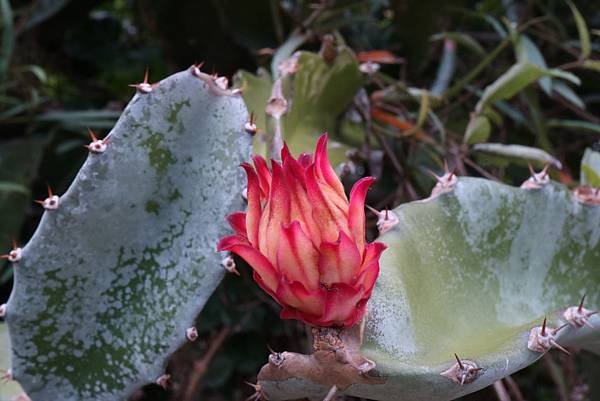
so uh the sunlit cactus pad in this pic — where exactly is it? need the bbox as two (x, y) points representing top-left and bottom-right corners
(5, 69), (251, 401)
(259, 177), (600, 401)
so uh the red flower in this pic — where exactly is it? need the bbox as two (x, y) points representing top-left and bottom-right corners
(218, 134), (386, 327)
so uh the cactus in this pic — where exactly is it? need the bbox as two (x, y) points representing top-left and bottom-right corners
(2, 68), (251, 401)
(257, 173), (600, 400)
(235, 44), (364, 164)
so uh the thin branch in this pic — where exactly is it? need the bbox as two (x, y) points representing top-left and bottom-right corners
(323, 385), (338, 401)
(182, 327), (231, 401)
(464, 157), (501, 181)
(504, 376), (525, 401)
(493, 380), (512, 401)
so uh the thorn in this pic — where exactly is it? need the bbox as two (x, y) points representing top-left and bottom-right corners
(460, 375), (466, 386)
(245, 381), (260, 390)
(129, 68), (155, 93)
(221, 255), (240, 275)
(86, 129), (108, 153)
(1, 241), (22, 263)
(552, 323), (568, 335)
(191, 62), (205, 77)
(87, 128), (98, 142)
(425, 168), (443, 183)
(0, 368), (12, 383)
(384, 208), (389, 220)
(35, 186), (60, 210)
(579, 294), (586, 313)
(244, 111), (257, 135)
(365, 204), (379, 215)
(583, 319), (594, 329)
(550, 339), (571, 355)
(541, 164), (550, 178)
(541, 317), (547, 336)
(454, 353), (464, 370)
(528, 163), (536, 179)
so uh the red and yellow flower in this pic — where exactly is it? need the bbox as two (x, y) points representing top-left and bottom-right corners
(218, 134), (386, 327)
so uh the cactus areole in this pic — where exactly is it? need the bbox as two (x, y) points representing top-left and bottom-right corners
(218, 134), (387, 327)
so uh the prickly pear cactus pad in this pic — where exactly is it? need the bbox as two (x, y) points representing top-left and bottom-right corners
(258, 177), (600, 401)
(4, 69), (251, 401)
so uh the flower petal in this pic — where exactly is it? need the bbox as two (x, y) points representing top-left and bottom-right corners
(298, 153), (313, 168)
(218, 238), (279, 293)
(348, 177), (375, 252)
(258, 160), (290, 262)
(276, 221), (320, 290)
(276, 279), (325, 317)
(252, 155), (271, 198)
(314, 134), (346, 198)
(306, 164), (348, 243)
(321, 283), (365, 326)
(241, 163), (262, 247)
(318, 231), (361, 287)
(226, 212), (247, 237)
(282, 156), (321, 245)
(360, 242), (387, 273)
(355, 258), (380, 294)
(217, 234), (250, 250)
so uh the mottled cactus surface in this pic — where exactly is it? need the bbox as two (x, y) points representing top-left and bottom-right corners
(4, 69), (251, 401)
(259, 176), (600, 401)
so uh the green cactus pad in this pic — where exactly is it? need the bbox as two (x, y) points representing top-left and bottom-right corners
(235, 46), (364, 164)
(259, 177), (600, 401)
(5, 69), (251, 401)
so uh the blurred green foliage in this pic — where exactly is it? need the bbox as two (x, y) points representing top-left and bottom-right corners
(1, 0), (599, 400)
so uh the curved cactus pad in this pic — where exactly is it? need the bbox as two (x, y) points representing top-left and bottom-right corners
(6, 69), (251, 401)
(259, 177), (600, 401)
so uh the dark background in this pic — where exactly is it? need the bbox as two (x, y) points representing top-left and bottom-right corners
(1, 1), (599, 400)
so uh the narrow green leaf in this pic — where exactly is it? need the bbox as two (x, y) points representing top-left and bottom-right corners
(410, 90), (429, 134)
(583, 60), (600, 73)
(472, 143), (562, 168)
(548, 119), (600, 135)
(567, 0), (591, 59)
(476, 63), (545, 113)
(552, 80), (584, 109)
(464, 115), (491, 145)
(20, 65), (47, 83)
(547, 69), (580, 85)
(476, 63), (580, 113)
(581, 148), (600, 187)
(515, 35), (551, 94)
(0, 181), (29, 195)
(430, 39), (457, 97)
